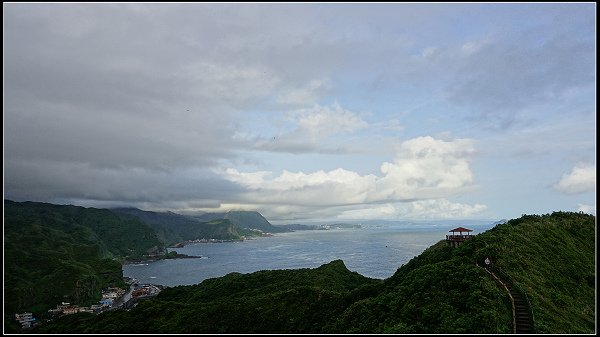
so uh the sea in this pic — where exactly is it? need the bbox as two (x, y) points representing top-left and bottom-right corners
(123, 223), (496, 287)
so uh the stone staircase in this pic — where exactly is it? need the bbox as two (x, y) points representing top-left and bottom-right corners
(506, 280), (535, 333)
(478, 262), (536, 334)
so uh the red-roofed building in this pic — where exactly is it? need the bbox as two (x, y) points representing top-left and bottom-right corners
(446, 227), (473, 247)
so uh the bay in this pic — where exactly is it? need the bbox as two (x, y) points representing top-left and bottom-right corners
(123, 224), (493, 287)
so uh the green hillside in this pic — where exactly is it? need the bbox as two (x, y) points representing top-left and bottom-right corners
(224, 211), (288, 233)
(23, 211), (598, 333)
(334, 211), (595, 333)
(110, 208), (244, 246)
(465, 212), (595, 333)
(3, 200), (165, 326)
(30, 260), (382, 333)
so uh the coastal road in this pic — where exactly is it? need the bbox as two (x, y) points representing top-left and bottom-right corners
(111, 281), (136, 309)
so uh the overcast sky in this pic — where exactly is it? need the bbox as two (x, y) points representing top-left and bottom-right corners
(4, 3), (596, 223)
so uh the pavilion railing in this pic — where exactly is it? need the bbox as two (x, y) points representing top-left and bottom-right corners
(446, 234), (473, 240)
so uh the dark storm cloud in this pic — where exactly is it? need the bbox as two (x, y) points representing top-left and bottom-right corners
(3, 3), (266, 207)
(4, 4), (245, 171)
(3, 2), (427, 209)
(5, 158), (245, 209)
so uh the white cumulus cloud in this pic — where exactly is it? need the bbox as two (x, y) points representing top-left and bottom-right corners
(553, 164), (596, 194)
(225, 136), (478, 216)
(375, 136), (475, 200)
(338, 199), (488, 220)
(225, 167), (377, 206)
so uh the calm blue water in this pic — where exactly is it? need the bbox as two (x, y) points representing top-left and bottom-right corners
(123, 224), (493, 287)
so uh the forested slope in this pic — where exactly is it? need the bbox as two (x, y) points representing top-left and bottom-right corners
(4, 200), (164, 328)
(22, 211), (597, 334)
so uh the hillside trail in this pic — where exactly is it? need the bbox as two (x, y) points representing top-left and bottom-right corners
(477, 261), (535, 334)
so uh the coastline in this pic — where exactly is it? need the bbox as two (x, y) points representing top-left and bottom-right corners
(123, 252), (202, 265)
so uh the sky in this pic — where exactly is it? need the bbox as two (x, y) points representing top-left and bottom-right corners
(3, 3), (596, 223)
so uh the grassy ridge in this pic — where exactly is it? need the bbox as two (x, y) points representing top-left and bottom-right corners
(459, 211), (596, 333)
(340, 211), (595, 333)
(332, 240), (513, 333)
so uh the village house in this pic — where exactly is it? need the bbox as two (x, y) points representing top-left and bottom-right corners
(48, 302), (84, 316)
(132, 284), (161, 298)
(49, 296), (116, 317)
(102, 287), (125, 300)
(99, 298), (114, 307)
(14, 312), (36, 328)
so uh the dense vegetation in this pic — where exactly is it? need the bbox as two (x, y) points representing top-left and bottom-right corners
(3, 200), (165, 330)
(28, 211), (595, 334)
(463, 211), (596, 333)
(30, 260), (381, 333)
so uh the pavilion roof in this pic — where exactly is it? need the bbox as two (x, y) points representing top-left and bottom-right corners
(449, 227), (473, 233)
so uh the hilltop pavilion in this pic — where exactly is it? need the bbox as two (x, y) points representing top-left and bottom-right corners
(446, 227), (473, 247)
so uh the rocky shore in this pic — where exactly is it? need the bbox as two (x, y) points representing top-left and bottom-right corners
(124, 252), (202, 264)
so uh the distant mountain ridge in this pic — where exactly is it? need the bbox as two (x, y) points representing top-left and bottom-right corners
(194, 210), (288, 233)
(275, 223), (320, 231)
(110, 208), (287, 246)
(110, 208), (243, 246)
